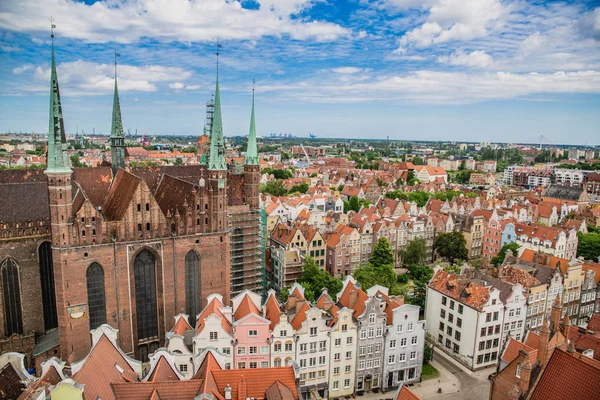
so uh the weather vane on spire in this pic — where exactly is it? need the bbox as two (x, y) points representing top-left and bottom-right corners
(216, 40), (222, 73)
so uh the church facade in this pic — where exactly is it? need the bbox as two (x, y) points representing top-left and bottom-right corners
(0, 37), (262, 366)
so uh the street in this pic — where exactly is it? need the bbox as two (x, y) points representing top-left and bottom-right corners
(358, 348), (494, 400)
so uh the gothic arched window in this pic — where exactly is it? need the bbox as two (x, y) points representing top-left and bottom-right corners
(185, 251), (200, 325)
(134, 249), (158, 341)
(86, 262), (106, 330)
(39, 241), (58, 331)
(1, 259), (23, 336)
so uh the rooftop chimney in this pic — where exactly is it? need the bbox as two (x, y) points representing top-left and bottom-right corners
(550, 296), (562, 333)
(517, 351), (533, 394)
(538, 319), (551, 367)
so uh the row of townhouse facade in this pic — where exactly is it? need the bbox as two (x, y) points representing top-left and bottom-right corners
(165, 279), (425, 400)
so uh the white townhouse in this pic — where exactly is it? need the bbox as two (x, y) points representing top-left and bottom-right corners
(383, 304), (426, 390)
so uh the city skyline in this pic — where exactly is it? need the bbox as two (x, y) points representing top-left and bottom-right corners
(1, 0), (599, 144)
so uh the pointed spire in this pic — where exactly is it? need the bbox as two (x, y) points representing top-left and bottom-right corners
(208, 43), (226, 171)
(46, 19), (71, 174)
(110, 52), (125, 174)
(245, 79), (259, 166)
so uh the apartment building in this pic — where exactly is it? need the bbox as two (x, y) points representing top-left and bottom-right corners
(427, 269), (507, 370)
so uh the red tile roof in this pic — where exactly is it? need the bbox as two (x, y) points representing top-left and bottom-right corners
(290, 302), (311, 330)
(172, 315), (193, 336)
(530, 348), (600, 400)
(211, 367), (298, 400)
(73, 334), (139, 400)
(428, 269), (490, 311)
(197, 296), (231, 334)
(337, 279), (369, 318)
(501, 338), (538, 364)
(234, 293), (261, 321)
(147, 356), (180, 382)
(587, 314), (600, 332)
(395, 384), (420, 400)
(111, 380), (203, 399)
(264, 292), (282, 331)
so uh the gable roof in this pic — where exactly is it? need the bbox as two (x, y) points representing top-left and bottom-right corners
(197, 296), (231, 334)
(234, 293), (261, 321)
(73, 334), (139, 400)
(211, 368), (298, 400)
(103, 169), (141, 221)
(530, 348), (600, 400)
(264, 292), (282, 331)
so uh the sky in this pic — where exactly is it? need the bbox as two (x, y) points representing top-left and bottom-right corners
(0, 0), (599, 145)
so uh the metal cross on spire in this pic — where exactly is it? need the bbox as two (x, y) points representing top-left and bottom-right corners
(114, 51), (121, 79)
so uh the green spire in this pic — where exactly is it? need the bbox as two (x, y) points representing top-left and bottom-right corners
(110, 53), (125, 174)
(245, 81), (259, 166)
(208, 53), (226, 171)
(46, 24), (71, 174)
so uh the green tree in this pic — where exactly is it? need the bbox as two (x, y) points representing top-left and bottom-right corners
(434, 231), (469, 263)
(174, 157), (183, 165)
(406, 171), (419, 186)
(412, 156), (424, 165)
(406, 264), (434, 310)
(491, 242), (520, 267)
(399, 238), (428, 266)
(298, 257), (342, 302)
(370, 237), (395, 267)
(344, 196), (362, 213)
(454, 170), (471, 184)
(577, 232), (600, 261)
(288, 183), (309, 194)
(260, 180), (288, 196)
(271, 169), (293, 180)
(70, 154), (83, 168)
(353, 263), (397, 291)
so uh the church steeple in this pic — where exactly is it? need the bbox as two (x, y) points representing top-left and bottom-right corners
(46, 21), (71, 174)
(244, 80), (259, 166)
(208, 47), (226, 171)
(110, 52), (125, 174)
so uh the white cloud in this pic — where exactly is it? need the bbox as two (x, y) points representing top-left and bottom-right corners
(260, 69), (600, 104)
(332, 67), (364, 74)
(185, 85), (201, 90)
(169, 82), (185, 90)
(0, 0), (349, 43)
(397, 0), (503, 49)
(13, 64), (33, 75)
(29, 61), (192, 94)
(437, 50), (493, 68)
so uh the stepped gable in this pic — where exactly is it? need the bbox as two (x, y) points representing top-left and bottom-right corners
(373, 289), (404, 324)
(72, 334), (139, 400)
(0, 168), (49, 223)
(154, 174), (197, 217)
(530, 348), (600, 400)
(316, 290), (339, 327)
(103, 169), (142, 221)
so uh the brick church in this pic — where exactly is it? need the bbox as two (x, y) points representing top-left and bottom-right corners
(0, 35), (262, 367)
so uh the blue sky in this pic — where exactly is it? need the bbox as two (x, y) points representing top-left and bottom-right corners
(0, 0), (599, 144)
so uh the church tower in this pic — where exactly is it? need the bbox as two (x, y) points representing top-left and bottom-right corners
(110, 54), (126, 175)
(45, 24), (72, 248)
(207, 51), (228, 232)
(243, 82), (260, 210)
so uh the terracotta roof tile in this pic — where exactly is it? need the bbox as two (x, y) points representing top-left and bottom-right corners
(211, 367), (298, 400)
(73, 334), (138, 400)
(428, 270), (490, 311)
(587, 314), (600, 332)
(501, 338), (538, 364)
(395, 384), (420, 400)
(530, 348), (600, 400)
(172, 315), (193, 336)
(148, 356), (180, 382)
(197, 296), (231, 334)
(290, 302), (311, 331)
(264, 293), (282, 331)
(234, 293), (261, 321)
(111, 380), (203, 400)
